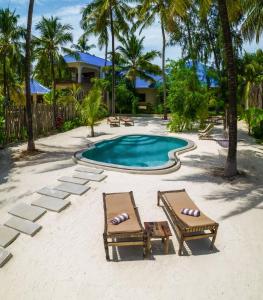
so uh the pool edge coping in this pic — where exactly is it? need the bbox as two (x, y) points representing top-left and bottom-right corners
(72, 134), (196, 175)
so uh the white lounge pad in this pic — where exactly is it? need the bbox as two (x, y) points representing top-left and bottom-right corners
(9, 203), (46, 222)
(0, 226), (20, 248)
(0, 248), (12, 268)
(58, 176), (89, 185)
(73, 172), (107, 182)
(4, 217), (42, 237)
(75, 166), (104, 174)
(37, 187), (70, 199)
(32, 196), (71, 212)
(54, 182), (90, 195)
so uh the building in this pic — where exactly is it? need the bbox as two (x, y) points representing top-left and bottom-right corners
(57, 52), (161, 110)
(30, 79), (50, 102)
(135, 75), (162, 110)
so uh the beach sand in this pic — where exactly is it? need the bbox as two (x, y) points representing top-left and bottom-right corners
(0, 117), (262, 300)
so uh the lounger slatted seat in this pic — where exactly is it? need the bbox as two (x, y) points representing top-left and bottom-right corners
(107, 117), (120, 127)
(157, 189), (219, 255)
(103, 192), (146, 261)
(120, 116), (134, 126)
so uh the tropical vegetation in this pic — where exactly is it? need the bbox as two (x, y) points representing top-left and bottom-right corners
(0, 0), (263, 176)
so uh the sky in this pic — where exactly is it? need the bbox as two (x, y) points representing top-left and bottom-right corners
(1, 0), (263, 66)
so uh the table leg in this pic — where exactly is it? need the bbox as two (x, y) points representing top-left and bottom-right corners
(147, 236), (152, 256)
(164, 237), (169, 254)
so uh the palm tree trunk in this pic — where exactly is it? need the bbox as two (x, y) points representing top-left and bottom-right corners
(104, 40), (108, 67)
(218, 0), (238, 177)
(50, 53), (57, 127)
(25, 0), (35, 151)
(109, 1), (115, 115)
(161, 20), (167, 120)
(91, 125), (95, 137)
(3, 57), (7, 100)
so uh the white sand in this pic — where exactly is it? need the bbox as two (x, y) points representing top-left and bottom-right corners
(0, 117), (262, 300)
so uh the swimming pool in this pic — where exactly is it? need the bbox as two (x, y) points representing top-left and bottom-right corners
(74, 134), (195, 174)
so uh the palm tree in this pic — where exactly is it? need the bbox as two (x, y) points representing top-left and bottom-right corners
(0, 8), (24, 103)
(81, 86), (102, 137)
(138, 0), (188, 120)
(71, 34), (96, 53)
(242, 0), (263, 43)
(81, 7), (109, 66)
(81, 0), (130, 115)
(25, 0), (35, 151)
(34, 16), (73, 123)
(117, 31), (161, 89)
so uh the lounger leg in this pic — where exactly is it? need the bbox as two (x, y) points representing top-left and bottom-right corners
(157, 193), (160, 206)
(103, 233), (110, 261)
(178, 237), (184, 256)
(210, 228), (218, 250)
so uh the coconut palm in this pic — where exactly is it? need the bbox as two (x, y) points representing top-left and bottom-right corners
(71, 34), (96, 53)
(242, 0), (263, 43)
(0, 8), (24, 103)
(81, 0), (130, 115)
(81, 86), (102, 137)
(117, 31), (161, 89)
(138, 0), (188, 120)
(197, 0), (241, 177)
(81, 7), (109, 66)
(34, 16), (73, 122)
(25, 0), (35, 151)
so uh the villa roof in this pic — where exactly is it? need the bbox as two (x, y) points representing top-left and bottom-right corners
(135, 74), (162, 89)
(186, 61), (218, 87)
(30, 79), (50, 95)
(64, 52), (111, 67)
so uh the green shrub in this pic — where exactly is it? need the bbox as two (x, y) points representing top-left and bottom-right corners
(240, 107), (263, 135)
(154, 103), (163, 114)
(167, 60), (209, 131)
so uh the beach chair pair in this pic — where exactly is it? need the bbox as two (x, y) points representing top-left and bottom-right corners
(107, 116), (134, 127)
(103, 190), (219, 260)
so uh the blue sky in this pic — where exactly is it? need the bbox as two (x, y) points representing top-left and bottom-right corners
(1, 0), (263, 65)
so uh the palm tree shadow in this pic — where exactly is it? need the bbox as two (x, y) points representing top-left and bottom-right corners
(163, 148), (263, 220)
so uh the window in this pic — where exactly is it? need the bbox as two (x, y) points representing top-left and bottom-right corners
(138, 93), (146, 102)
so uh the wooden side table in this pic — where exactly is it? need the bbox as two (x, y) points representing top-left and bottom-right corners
(144, 221), (172, 255)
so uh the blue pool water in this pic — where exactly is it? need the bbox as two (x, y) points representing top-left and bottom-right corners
(82, 135), (188, 168)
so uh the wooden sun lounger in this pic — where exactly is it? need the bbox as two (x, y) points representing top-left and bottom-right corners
(103, 192), (147, 261)
(120, 116), (134, 126)
(157, 189), (219, 255)
(107, 116), (120, 127)
(198, 123), (214, 139)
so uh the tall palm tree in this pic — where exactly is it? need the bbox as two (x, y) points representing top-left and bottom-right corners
(25, 0), (35, 151)
(34, 16), (73, 123)
(0, 8), (24, 103)
(242, 0), (263, 43)
(217, 0), (238, 176)
(138, 0), (188, 120)
(117, 31), (161, 89)
(71, 34), (96, 53)
(81, 0), (130, 115)
(81, 7), (109, 66)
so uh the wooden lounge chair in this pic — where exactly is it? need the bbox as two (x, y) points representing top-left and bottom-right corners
(120, 116), (134, 126)
(103, 192), (147, 261)
(157, 189), (219, 255)
(198, 123), (214, 139)
(107, 116), (120, 127)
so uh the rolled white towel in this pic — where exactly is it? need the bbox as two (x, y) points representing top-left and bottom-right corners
(111, 213), (129, 225)
(181, 208), (200, 217)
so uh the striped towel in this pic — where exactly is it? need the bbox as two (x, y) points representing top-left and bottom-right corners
(111, 213), (129, 225)
(181, 208), (200, 217)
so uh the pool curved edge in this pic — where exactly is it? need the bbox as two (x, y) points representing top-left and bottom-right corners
(72, 134), (196, 175)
